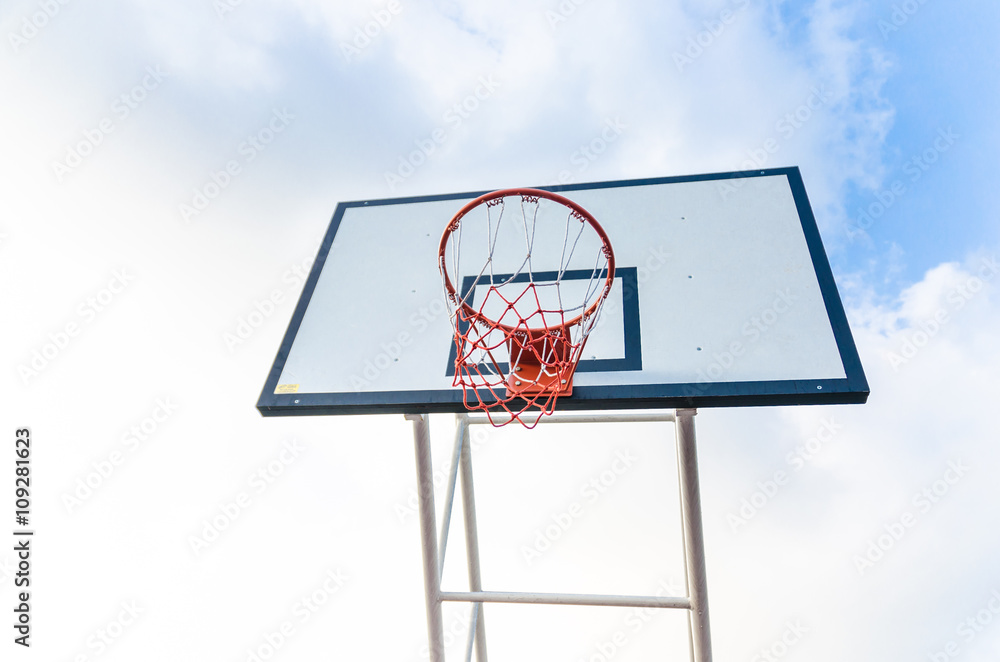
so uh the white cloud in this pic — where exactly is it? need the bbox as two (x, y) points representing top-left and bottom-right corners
(2, 1), (998, 660)
(700, 250), (1000, 660)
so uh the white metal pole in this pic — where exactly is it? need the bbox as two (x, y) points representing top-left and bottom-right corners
(458, 415), (488, 662)
(408, 414), (446, 662)
(675, 408), (713, 662)
(438, 416), (468, 575)
(439, 590), (691, 609)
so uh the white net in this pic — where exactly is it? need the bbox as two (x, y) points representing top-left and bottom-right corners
(439, 189), (615, 427)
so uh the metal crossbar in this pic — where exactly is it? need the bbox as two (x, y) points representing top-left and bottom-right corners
(406, 409), (713, 662)
(440, 590), (691, 609)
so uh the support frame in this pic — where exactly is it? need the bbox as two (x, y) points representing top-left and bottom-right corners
(407, 409), (713, 662)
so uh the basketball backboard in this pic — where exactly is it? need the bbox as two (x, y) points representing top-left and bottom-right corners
(257, 167), (868, 416)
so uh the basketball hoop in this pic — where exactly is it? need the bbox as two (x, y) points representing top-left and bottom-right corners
(439, 188), (615, 427)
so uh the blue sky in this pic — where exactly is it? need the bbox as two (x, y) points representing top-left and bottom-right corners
(834, 1), (999, 291)
(2, 1), (999, 661)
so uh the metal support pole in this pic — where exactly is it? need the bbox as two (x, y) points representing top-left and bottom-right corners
(675, 409), (713, 662)
(463, 604), (480, 662)
(440, 590), (690, 609)
(408, 409), (714, 662)
(458, 415), (488, 662)
(438, 417), (468, 575)
(408, 414), (446, 662)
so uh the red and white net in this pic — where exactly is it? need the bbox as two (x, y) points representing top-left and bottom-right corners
(438, 189), (615, 427)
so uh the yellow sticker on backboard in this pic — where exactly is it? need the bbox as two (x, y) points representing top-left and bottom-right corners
(275, 384), (299, 394)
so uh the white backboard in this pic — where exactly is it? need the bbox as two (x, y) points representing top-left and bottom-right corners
(258, 168), (868, 416)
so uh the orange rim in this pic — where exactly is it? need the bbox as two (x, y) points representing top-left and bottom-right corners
(438, 188), (616, 334)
